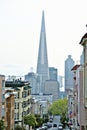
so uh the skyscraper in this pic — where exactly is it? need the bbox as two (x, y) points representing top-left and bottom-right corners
(65, 55), (75, 91)
(25, 72), (42, 94)
(49, 67), (58, 81)
(37, 11), (49, 93)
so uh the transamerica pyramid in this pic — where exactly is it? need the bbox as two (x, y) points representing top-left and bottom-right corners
(37, 11), (49, 93)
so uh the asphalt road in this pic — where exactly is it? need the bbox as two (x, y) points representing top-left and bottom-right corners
(48, 128), (58, 130)
(48, 115), (61, 130)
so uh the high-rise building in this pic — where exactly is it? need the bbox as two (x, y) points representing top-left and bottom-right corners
(25, 72), (42, 94)
(58, 75), (64, 88)
(49, 67), (58, 81)
(65, 55), (75, 91)
(44, 80), (59, 101)
(36, 11), (49, 93)
(25, 11), (59, 101)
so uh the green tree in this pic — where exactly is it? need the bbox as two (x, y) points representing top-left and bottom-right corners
(43, 114), (49, 123)
(0, 120), (5, 130)
(14, 125), (25, 130)
(24, 114), (37, 130)
(48, 98), (68, 127)
(35, 114), (43, 128)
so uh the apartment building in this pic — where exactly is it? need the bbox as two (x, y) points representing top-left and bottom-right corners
(70, 32), (87, 130)
(0, 75), (5, 120)
(72, 64), (87, 129)
(5, 79), (32, 127)
(71, 65), (80, 129)
(5, 89), (16, 130)
(79, 33), (87, 130)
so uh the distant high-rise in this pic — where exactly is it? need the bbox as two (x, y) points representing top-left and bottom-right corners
(37, 11), (49, 93)
(49, 67), (58, 81)
(58, 75), (64, 89)
(65, 55), (75, 91)
(25, 72), (42, 94)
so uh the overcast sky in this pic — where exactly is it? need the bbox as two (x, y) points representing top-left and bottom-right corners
(0, 0), (86, 77)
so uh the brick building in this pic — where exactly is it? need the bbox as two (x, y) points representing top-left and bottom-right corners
(5, 89), (16, 130)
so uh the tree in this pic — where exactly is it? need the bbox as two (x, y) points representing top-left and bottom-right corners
(14, 125), (25, 130)
(48, 98), (68, 127)
(0, 120), (5, 130)
(35, 114), (43, 128)
(24, 114), (37, 130)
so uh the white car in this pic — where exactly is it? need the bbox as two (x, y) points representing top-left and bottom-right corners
(58, 125), (63, 130)
(36, 127), (42, 130)
(42, 126), (48, 130)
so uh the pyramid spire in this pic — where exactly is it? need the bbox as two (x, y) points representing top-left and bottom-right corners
(41, 10), (45, 32)
(37, 11), (49, 93)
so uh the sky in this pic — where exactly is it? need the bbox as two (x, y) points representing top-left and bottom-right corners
(0, 0), (86, 77)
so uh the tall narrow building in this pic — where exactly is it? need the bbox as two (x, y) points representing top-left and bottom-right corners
(37, 11), (49, 93)
(65, 55), (75, 92)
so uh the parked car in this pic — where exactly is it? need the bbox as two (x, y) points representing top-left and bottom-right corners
(36, 127), (42, 130)
(53, 123), (57, 127)
(58, 125), (63, 130)
(49, 119), (53, 123)
(42, 126), (47, 130)
(42, 123), (52, 129)
(46, 122), (52, 128)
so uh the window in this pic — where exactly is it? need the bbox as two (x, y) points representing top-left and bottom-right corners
(17, 113), (19, 120)
(28, 99), (30, 104)
(28, 90), (29, 95)
(23, 101), (26, 107)
(2, 80), (5, 87)
(17, 92), (19, 98)
(2, 108), (5, 117)
(14, 113), (19, 120)
(15, 92), (19, 99)
(24, 91), (26, 97)
(2, 94), (5, 102)
(23, 91), (27, 97)
(14, 113), (16, 120)
(15, 103), (16, 109)
(15, 103), (19, 109)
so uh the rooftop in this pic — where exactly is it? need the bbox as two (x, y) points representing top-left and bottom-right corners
(5, 80), (30, 88)
(79, 33), (87, 45)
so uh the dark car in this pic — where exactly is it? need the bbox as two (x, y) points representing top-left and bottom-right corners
(42, 123), (52, 129)
(53, 123), (57, 127)
(49, 119), (53, 123)
(47, 123), (52, 128)
(46, 123), (52, 128)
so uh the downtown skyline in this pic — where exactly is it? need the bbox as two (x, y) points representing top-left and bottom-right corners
(0, 0), (85, 76)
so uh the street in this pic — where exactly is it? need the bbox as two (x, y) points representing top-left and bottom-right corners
(47, 115), (61, 130)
